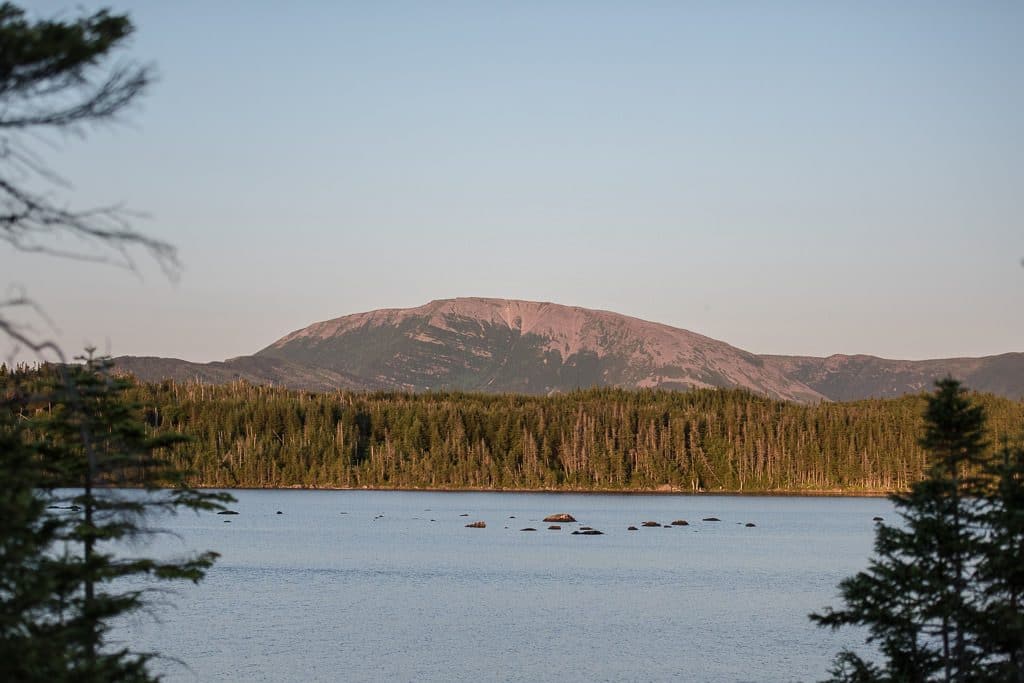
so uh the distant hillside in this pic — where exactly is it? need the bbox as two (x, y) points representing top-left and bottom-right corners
(114, 298), (1024, 403)
(761, 353), (1024, 402)
(113, 355), (370, 393)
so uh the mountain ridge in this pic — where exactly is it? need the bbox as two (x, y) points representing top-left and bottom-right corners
(113, 298), (1024, 403)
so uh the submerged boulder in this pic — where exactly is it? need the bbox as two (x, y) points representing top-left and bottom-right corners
(548, 525), (561, 530)
(465, 521), (486, 528)
(543, 513), (577, 523)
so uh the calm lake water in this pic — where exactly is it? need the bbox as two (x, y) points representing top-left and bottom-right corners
(110, 490), (890, 682)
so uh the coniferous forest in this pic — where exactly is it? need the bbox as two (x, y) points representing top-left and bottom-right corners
(23, 373), (1015, 493)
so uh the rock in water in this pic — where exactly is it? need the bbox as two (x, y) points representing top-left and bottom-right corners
(671, 520), (689, 526)
(628, 526), (639, 531)
(465, 521), (486, 528)
(702, 517), (721, 522)
(548, 525), (561, 530)
(745, 522), (756, 527)
(572, 529), (604, 535)
(217, 510), (240, 515)
(641, 521), (661, 527)
(873, 516), (884, 521)
(543, 513), (576, 523)
(520, 528), (537, 532)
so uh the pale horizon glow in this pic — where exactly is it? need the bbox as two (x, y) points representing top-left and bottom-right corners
(2, 1), (1022, 364)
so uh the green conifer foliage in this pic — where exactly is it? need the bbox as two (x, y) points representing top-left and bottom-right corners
(1, 354), (231, 681)
(812, 379), (1022, 682)
(975, 444), (1024, 682)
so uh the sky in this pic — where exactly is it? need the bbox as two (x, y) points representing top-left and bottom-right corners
(3, 1), (1022, 363)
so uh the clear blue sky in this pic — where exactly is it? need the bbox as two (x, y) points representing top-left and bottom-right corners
(4, 1), (1022, 362)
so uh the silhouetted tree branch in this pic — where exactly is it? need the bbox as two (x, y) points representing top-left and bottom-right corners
(0, 2), (177, 359)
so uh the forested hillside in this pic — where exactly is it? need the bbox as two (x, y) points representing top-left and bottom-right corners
(115, 380), (1024, 493)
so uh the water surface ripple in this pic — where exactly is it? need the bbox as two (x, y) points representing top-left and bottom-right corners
(113, 490), (887, 682)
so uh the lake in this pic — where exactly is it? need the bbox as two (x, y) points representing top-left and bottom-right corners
(112, 490), (889, 682)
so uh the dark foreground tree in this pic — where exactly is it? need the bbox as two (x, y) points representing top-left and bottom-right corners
(974, 444), (1024, 682)
(811, 378), (1023, 682)
(0, 377), (67, 679)
(0, 354), (232, 681)
(0, 6), (232, 679)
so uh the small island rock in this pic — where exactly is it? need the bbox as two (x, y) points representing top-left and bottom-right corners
(641, 521), (661, 527)
(628, 526), (639, 531)
(217, 510), (240, 515)
(671, 520), (689, 526)
(465, 521), (486, 528)
(548, 525), (561, 530)
(702, 517), (721, 522)
(543, 513), (577, 523)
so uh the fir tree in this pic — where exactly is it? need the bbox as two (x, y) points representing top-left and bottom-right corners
(0, 377), (69, 680)
(811, 379), (995, 682)
(0, 354), (232, 681)
(975, 444), (1024, 682)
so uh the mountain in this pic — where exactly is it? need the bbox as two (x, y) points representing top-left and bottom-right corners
(254, 298), (825, 402)
(114, 298), (1024, 403)
(761, 352), (1024, 402)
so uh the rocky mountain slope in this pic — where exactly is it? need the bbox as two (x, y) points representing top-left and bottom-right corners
(114, 298), (1023, 403)
(254, 298), (825, 402)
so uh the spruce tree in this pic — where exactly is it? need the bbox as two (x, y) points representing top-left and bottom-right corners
(975, 444), (1024, 682)
(0, 354), (232, 681)
(811, 378), (990, 682)
(0, 378), (69, 680)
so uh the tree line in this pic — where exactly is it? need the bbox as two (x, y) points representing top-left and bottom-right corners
(10, 367), (1021, 492)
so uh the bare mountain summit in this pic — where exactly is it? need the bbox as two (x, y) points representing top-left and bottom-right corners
(114, 298), (1024, 403)
(255, 298), (825, 402)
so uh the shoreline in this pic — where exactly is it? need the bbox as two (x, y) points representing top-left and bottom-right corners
(188, 484), (894, 498)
